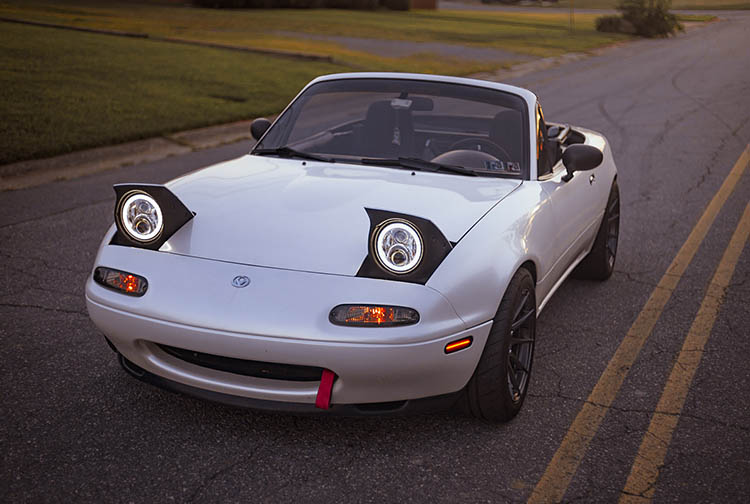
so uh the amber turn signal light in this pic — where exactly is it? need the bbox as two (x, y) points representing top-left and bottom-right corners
(444, 337), (473, 354)
(329, 304), (419, 327)
(93, 267), (148, 297)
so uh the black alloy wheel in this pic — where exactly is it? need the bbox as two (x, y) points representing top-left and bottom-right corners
(605, 185), (620, 271)
(575, 179), (620, 280)
(464, 268), (537, 422)
(507, 286), (536, 403)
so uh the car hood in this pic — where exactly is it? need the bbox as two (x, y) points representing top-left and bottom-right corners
(163, 155), (521, 276)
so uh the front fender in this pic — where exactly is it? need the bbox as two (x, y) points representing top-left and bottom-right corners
(426, 182), (554, 327)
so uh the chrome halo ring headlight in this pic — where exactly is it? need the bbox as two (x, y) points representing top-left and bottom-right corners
(119, 191), (163, 243)
(373, 219), (423, 274)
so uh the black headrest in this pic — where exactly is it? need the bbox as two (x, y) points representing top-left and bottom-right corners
(489, 110), (523, 162)
(363, 101), (414, 157)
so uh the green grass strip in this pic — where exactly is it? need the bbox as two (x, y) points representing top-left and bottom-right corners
(0, 22), (344, 165)
(553, 0), (749, 8)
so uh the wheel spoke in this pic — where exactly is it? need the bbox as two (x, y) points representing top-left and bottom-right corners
(511, 308), (534, 331)
(607, 243), (616, 258)
(512, 291), (530, 321)
(608, 197), (619, 214)
(507, 355), (521, 392)
(509, 353), (529, 374)
(510, 337), (535, 345)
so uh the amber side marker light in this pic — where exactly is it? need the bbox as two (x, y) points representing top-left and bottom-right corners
(444, 337), (473, 354)
(93, 267), (148, 297)
(329, 304), (419, 327)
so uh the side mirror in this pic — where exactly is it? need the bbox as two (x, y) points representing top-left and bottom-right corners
(561, 144), (603, 182)
(250, 118), (271, 141)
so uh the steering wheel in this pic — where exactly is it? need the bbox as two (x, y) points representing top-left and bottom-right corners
(447, 138), (512, 162)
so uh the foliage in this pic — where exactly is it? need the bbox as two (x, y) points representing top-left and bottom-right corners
(596, 0), (683, 36)
(327, 0), (380, 8)
(617, 0), (683, 37)
(595, 14), (625, 32)
(191, 0), (395, 8)
(381, 0), (411, 10)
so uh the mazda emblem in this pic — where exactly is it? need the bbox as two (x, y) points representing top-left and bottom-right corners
(231, 275), (250, 288)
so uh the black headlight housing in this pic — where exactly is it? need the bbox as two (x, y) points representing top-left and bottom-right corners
(357, 208), (452, 285)
(111, 183), (194, 250)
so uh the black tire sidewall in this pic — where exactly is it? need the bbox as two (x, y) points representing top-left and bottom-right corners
(465, 268), (536, 422)
(575, 179), (620, 280)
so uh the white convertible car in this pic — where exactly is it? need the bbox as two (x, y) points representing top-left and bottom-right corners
(86, 73), (619, 422)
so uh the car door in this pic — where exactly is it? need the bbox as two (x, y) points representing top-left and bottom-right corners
(534, 104), (604, 301)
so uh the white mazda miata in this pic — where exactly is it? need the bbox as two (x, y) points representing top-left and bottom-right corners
(86, 73), (619, 422)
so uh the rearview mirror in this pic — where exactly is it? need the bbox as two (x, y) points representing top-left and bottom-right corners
(561, 144), (603, 182)
(389, 96), (434, 111)
(251, 118), (271, 140)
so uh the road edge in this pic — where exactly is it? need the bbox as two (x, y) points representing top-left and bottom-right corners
(0, 120), (257, 192)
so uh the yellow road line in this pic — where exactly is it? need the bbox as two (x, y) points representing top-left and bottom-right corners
(619, 201), (750, 503)
(527, 144), (750, 504)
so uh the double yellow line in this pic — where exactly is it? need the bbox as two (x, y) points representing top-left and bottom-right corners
(528, 145), (750, 503)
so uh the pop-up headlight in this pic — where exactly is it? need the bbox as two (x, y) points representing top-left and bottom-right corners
(111, 183), (193, 250)
(356, 209), (453, 285)
(119, 192), (163, 243)
(373, 219), (423, 274)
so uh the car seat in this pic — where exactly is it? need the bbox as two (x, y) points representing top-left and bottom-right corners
(489, 110), (523, 162)
(361, 100), (415, 158)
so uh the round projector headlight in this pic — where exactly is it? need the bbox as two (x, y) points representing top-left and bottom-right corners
(374, 219), (423, 274)
(119, 192), (163, 242)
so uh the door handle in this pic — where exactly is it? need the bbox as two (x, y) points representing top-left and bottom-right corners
(589, 174), (596, 185)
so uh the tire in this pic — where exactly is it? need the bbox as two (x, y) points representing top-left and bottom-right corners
(574, 179), (620, 281)
(464, 268), (536, 422)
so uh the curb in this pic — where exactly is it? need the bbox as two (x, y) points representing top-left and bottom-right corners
(0, 120), (256, 191)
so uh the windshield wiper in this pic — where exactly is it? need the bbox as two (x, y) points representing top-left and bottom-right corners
(359, 157), (477, 177)
(253, 146), (334, 163)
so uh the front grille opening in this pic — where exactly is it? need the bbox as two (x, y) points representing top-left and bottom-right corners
(157, 344), (324, 382)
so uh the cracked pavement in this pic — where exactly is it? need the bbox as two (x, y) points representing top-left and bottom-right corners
(2, 11), (750, 504)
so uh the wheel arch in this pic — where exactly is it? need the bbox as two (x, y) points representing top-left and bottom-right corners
(519, 259), (537, 284)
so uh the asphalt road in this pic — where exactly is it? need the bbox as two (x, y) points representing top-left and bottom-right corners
(2, 12), (750, 504)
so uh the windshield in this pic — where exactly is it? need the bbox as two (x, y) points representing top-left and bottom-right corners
(255, 78), (529, 178)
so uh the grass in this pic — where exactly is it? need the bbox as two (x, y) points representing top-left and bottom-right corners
(545, 0), (750, 9)
(675, 13), (719, 20)
(0, 0), (635, 164)
(0, 22), (344, 165)
(0, 0), (629, 59)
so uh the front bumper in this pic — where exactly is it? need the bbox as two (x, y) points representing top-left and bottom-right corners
(85, 244), (493, 407)
(88, 297), (491, 405)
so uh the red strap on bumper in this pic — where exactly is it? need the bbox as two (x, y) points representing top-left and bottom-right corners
(315, 369), (336, 410)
